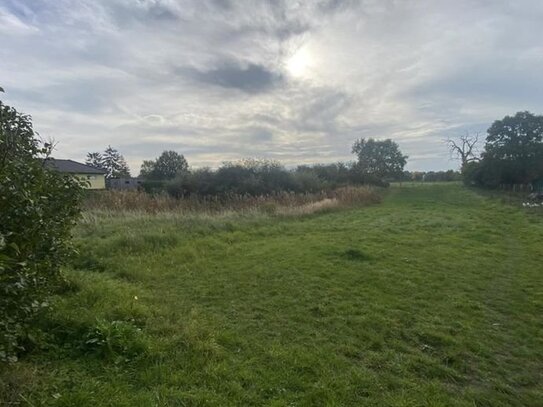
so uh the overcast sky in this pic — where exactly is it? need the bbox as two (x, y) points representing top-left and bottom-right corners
(1, 0), (542, 173)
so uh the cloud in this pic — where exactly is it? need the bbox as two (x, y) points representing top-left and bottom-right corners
(0, 5), (38, 35)
(182, 61), (283, 94)
(0, 0), (542, 173)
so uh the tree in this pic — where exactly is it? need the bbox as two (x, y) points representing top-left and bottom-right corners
(140, 160), (155, 178)
(351, 138), (407, 183)
(446, 132), (480, 169)
(1, 97), (83, 362)
(101, 145), (131, 178)
(461, 112), (543, 187)
(483, 111), (543, 185)
(85, 152), (103, 170)
(140, 150), (188, 180)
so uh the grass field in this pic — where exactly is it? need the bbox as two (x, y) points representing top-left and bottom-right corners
(2, 184), (543, 406)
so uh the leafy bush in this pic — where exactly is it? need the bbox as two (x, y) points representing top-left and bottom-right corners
(82, 319), (147, 363)
(296, 162), (354, 187)
(140, 179), (166, 194)
(0, 98), (83, 362)
(165, 159), (381, 199)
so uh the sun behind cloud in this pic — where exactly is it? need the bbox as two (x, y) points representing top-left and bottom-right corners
(286, 46), (314, 78)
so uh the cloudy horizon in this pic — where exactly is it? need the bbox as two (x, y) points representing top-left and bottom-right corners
(1, 0), (542, 174)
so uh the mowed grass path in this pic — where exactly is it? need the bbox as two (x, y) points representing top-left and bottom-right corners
(6, 185), (543, 406)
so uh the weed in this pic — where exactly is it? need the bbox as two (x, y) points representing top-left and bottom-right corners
(82, 319), (147, 363)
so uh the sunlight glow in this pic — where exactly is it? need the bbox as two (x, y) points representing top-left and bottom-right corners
(286, 47), (313, 78)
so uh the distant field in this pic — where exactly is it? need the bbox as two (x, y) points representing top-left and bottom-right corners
(2, 184), (542, 406)
(389, 181), (462, 187)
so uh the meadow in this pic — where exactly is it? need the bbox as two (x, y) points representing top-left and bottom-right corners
(2, 184), (542, 406)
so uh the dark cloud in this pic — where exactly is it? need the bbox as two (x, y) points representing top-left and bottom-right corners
(245, 128), (274, 142)
(317, 0), (360, 13)
(209, 0), (232, 11)
(182, 62), (283, 94)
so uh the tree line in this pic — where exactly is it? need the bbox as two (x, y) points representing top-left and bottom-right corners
(93, 139), (409, 197)
(448, 111), (543, 189)
(86, 111), (543, 195)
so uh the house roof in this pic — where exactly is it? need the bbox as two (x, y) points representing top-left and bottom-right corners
(44, 159), (106, 174)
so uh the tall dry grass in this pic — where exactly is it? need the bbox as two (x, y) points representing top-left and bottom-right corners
(82, 186), (380, 217)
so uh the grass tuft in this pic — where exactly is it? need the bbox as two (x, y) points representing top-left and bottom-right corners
(341, 248), (371, 261)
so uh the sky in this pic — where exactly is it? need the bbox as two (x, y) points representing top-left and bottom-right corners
(1, 0), (543, 173)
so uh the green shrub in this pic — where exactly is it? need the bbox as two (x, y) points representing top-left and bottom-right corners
(0, 98), (83, 362)
(82, 319), (147, 363)
(140, 179), (166, 194)
(165, 160), (372, 199)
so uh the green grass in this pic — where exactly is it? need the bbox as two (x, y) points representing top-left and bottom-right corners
(2, 184), (543, 406)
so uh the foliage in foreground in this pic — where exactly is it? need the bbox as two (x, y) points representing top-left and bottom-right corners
(0, 99), (83, 362)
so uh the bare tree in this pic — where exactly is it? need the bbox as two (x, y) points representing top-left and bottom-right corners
(446, 132), (480, 168)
